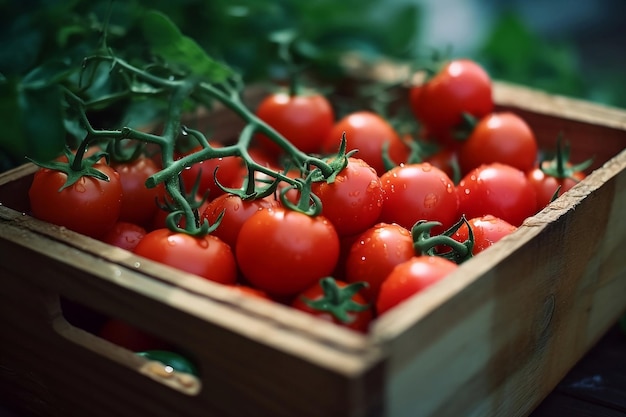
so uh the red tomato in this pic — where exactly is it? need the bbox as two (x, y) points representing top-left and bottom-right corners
(111, 156), (163, 228)
(292, 277), (373, 332)
(98, 318), (171, 352)
(378, 163), (459, 233)
(457, 163), (537, 227)
(254, 91), (335, 155)
(458, 112), (538, 174)
(345, 223), (415, 302)
(134, 228), (237, 285)
(376, 256), (457, 315)
(201, 193), (280, 249)
(29, 164), (123, 238)
(409, 59), (493, 147)
(235, 207), (340, 297)
(321, 111), (410, 175)
(100, 221), (146, 252)
(527, 164), (585, 211)
(311, 157), (384, 237)
(177, 143), (243, 201)
(450, 215), (517, 255)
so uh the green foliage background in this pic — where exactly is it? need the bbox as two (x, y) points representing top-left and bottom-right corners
(0, 0), (623, 173)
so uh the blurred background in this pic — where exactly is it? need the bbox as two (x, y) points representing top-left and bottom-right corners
(1, 0), (625, 172)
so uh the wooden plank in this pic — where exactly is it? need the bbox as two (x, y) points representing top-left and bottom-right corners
(369, 105), (626, 417)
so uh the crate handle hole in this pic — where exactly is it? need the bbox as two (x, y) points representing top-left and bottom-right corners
(55, 296), (202, 396)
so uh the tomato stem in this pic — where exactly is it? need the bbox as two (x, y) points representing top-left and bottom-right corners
(300, 277), (370, 324)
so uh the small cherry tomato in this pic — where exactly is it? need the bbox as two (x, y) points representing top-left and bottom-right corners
(311, 157), (384, 237)
(100, 221), (146, 252)
(111, 156), (163, 228)
(409, 59), (493, 147)
(377, 256), (457, 315)
(345, 223), (415, 302)
(457, 163), (537, 227)
(201, 193), (280, 249)
(236, 207), (340, 297)
(134, 228), (237, 285)
(378, 163), (459, 234)
(29, 163), (123, 238)
(450, 215), (517, 255)
(255, 91), (335, 155)
(458, 112), (538, 174)
(321, 111), (410, 175)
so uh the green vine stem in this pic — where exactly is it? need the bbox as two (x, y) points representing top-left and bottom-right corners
(411, 217), (474, 264)
(61, 53), (344, 236)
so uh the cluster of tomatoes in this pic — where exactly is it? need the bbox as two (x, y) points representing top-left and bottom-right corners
(28, 58), (589, 335)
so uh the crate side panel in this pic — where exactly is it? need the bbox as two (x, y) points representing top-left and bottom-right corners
(378, 150), (626, 417)
(0, 223), (382, 417)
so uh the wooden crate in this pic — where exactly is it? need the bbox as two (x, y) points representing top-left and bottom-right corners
(0, 81), (625, 417)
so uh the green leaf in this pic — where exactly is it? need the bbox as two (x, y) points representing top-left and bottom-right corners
(141, 10), (233, 82)
(18, 84), (66, 162)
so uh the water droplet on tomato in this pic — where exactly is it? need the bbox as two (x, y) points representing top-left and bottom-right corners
(75, 183), (86, 193)
(464, 189), (471, 195)
(421, 164), (432, 172)
(424, 193), (438, 208)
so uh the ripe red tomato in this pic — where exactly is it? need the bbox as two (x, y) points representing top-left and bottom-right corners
(450, 215), (517, 255)
(409, 59), (493, 146)
(235, 207), (340, 297)
(133, 228), (237, 285)
(457, 163), (537, 227)
(376, 256), (457, 315)
(200, 193), (280, 249)
(254, 91), (335, 155)
(111, 156), (163, 228)
(311, 157), (384, 237)
(321, 111), (410, 175)
(177, 143), (243, 201)
(100, 221), (146, 252)
(345, 223), (415, 302)
(458, 112), (538, 174)
(527, 164), (585, 211)
(29, 164), (123, 238)
(292, 277), (373, 333)
(378, 163), (459, 233)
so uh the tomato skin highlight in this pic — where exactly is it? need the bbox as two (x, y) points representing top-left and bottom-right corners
(134, 228), (237, 285)
(376, 256), (458, 315)
(29, 164), (123, 238)
(235, 207), (340, 297)
(322, 111), (409, 175)
(378, 163), (459, 233)
(457, 163), (537, 227)
(409, 59), (493, 144)
(255, 92), (335, 155)
(345, 222), (415, 302)
(458, 112), (538, 175)
(311, 157), (384, 237)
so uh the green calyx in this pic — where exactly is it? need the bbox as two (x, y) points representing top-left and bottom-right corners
(301, 277), (370, 324)
(540, 133), (593, 179)
(27, 145), (110, 191)
(411, 217), (474, 264)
